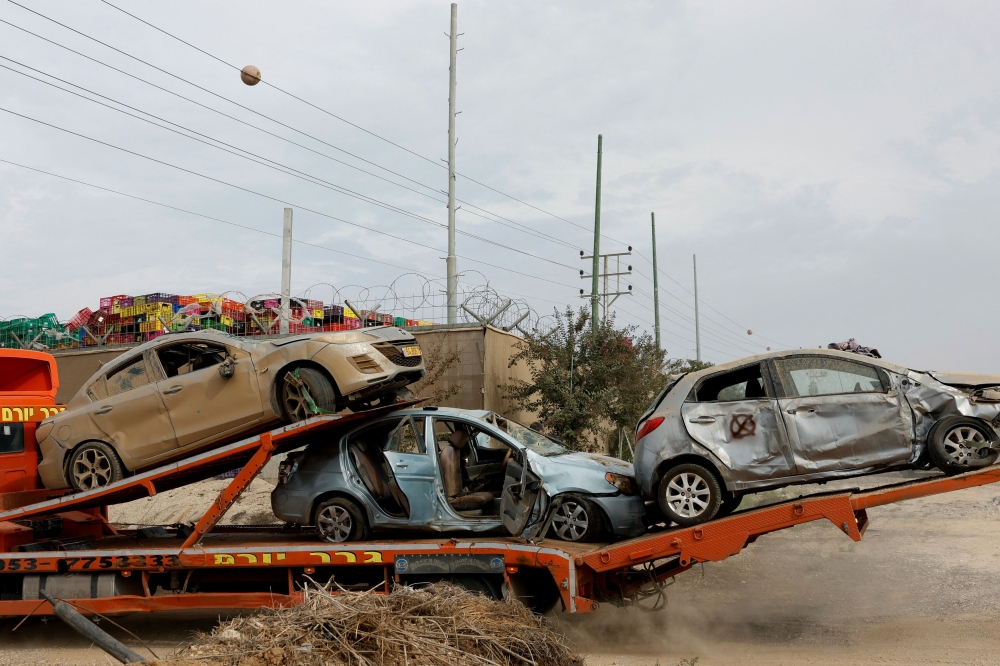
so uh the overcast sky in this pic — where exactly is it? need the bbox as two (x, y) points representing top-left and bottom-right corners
(2, 1), (1000, 370)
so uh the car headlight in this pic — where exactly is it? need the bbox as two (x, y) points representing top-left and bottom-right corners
(605, 472), (639, 495)
(278, 459), (299, 484)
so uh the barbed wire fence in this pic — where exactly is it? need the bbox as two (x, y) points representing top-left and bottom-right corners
(0, 272), (552, 352)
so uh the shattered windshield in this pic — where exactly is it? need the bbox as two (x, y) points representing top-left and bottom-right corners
(482, 413), (567, 456)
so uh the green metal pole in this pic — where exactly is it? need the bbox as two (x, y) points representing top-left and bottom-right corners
(651, 212), (661, 350)
(592, 134), (602, 335)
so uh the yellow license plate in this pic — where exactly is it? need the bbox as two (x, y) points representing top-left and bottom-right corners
(402, 345), (422, 358)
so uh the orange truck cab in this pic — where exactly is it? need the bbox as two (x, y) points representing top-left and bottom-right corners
(0, 350), (63, 501)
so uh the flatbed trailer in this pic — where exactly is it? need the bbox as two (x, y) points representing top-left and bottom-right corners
(2, 403), (1000, 617)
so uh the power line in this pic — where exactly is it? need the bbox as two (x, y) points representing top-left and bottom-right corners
(0, 7), (585, 254)
(0, 104), (581, 290)
(0, 56), (582, 275)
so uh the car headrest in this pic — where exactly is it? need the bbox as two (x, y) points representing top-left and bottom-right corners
(448, 430), (468, 449)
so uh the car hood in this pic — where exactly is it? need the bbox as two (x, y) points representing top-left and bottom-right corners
(527, 449), (635, 495)
(927, 372), (1000, 388)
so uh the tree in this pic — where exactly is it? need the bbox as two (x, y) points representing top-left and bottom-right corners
(662, 358), (714, 375)
(504, 307), (668, 452)
(409, 334), (461, 405)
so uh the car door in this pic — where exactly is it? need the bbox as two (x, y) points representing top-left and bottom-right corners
(770, 355), (913, 473)
(151, 340), (263, 448)
(90, 354), (178, 461)
(382, 416), (437, 525)
(680, 362), (797, 482)
(500, 449), (543, 536)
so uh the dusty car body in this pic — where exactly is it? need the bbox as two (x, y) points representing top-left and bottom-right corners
(36, 328), (424, 491)
(271, 407), (647, 543)
(634, 348), (1000, 525)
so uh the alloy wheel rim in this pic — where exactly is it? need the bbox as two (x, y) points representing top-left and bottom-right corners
(283, 381), (309, 422)
(317, 506), (353, 542)
(943, 426), (988, 466)
(73, 449), (112, 490)
(666, 472), (711, 518)
(552, 501), (589, 541)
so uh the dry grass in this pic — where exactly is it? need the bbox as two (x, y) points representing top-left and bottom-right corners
(160, 582), (581, 666)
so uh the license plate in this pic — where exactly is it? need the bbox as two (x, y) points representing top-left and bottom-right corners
(402, 345), (422, 358)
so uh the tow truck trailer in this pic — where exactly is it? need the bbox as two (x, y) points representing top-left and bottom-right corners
(2, 349), (1000, 617)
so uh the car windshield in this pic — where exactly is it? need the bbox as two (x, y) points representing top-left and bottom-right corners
(482, 413), (566, 456)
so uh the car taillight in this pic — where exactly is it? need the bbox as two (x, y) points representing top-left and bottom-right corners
(278, 459), (299, 484)
(636, 416), (664, 442)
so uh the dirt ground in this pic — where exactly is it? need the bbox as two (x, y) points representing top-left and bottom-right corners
(107, 477), (282, 527)
(4, 471), (1000, 665)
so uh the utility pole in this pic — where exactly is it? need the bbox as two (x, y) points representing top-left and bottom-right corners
(580, 248), (632, 315)
(445, 3), (459, 325)
(651, 212), (661, 350)
(280, 207), (293, 335)
(693, 254), (701, 362)
(591, 134), (603, 335)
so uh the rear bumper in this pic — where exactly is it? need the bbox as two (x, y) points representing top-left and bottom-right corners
(36, 438), (69, 490)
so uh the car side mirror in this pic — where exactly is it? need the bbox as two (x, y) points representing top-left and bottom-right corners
(218, 356), (235, 380)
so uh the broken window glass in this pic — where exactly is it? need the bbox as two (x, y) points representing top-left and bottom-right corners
(157, 343), (227, 378)
(106, 358), (152, 397)
(773, 357), (886, 397)
(692, 364), (767, 402)
(387, 418), (426, 454)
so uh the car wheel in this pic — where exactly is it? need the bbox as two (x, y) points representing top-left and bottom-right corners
(314, 497), (370, 543)
(68, 441), (124, 492)
(927, 416), (999, 475)
(282, 367), (338, 422)
(657, 463), (722, 526)
(549, 495), (604, 542)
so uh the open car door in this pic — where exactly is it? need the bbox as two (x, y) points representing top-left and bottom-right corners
(500, 455), (544, 536)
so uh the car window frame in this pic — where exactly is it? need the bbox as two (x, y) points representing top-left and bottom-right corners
(768, 355), (889, 399)
(686, 362), (775, 403)
(104, 354), (155, 398)
(430, 416), (523, 464)
(385, 416), (428, 455)
(150, 340), (232, 380)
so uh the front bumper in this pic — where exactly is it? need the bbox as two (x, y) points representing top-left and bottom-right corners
(591, 493), (648, 539)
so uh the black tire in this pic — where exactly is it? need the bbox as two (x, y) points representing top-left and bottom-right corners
(68, 441), (124, 492)
(314, 497), (370, 543)
(715, 492), (744, 519)
(657, 463), (722, 526)
(549, 495), (605, 542)
(282, 367), (338, 422)
(927, 416), (999, 475)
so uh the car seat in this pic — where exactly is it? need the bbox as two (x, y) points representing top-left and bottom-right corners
(349, 443), (410, 517)
(439, 431), (493, 513)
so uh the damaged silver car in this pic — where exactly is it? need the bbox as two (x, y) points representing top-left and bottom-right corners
(634, 348), (1000, 526)
(272, 407), (647, 543)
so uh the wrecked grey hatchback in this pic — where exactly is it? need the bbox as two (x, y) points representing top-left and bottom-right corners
(634, 348), (1000, 526)
(272, 407), (646, 543)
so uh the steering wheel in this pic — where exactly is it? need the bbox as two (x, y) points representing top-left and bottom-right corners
(500, 447), (512, 477)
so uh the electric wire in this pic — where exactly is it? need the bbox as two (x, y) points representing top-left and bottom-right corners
(0, 104), (581, 290)
(0, 56), (581, 274)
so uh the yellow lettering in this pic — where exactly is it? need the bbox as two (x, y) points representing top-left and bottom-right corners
(236, 554), (258, 564)
(309, 552), (331, 563)
(214, 554), (235, 565)
(1, 409), (10, 422)
(12, 408), (22, 421)
(262, 553), (271, 564)
(334, 552), (357, 563)
(39, 408), (49, 418)
(276, 553), (285, 561)
(25, 408), (33, 420)
(363, 551), (383, 564)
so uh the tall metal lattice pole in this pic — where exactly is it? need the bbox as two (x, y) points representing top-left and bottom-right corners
(693, 253), (701, 362)
(591, 134), (603, 335)
(280, 207), (293, 335)
(651, 212), (661, 350)
(446, 3), (459, 324)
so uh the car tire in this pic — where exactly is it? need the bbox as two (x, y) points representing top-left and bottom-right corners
(549, 495), (605, 542)
(927, 416), (999, 475)
(282, 367), (338, 422)
(314, 497), (370, 543)
(715, 492), (744, 519)
(657, 463), (722, 526)
(68, 441), (124, 492)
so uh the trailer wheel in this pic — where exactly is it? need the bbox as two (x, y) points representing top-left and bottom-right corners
(658, 463), (722, 526)
(282, 367), (337, 422)
(68, 441), (124, 491)
(927, 416), (999, 475)
(315, 497), (370, 543)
